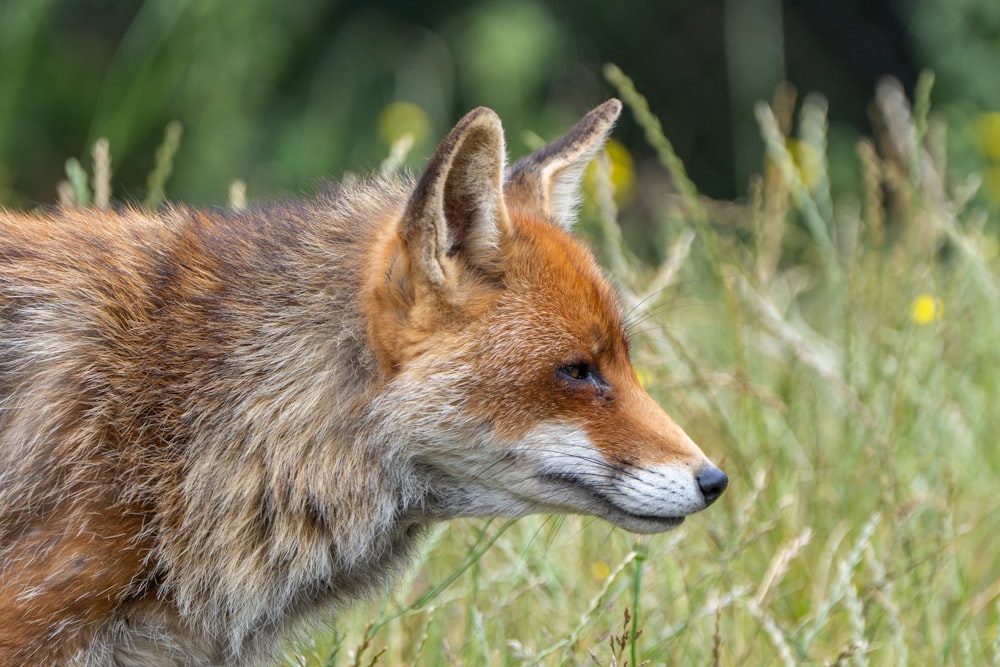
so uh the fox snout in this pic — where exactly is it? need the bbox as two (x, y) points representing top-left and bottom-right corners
(550, 424), (727, 534)
(697, 465), (729, 505)
(501, 415), (725, 534)
(370, 98), (729, 536)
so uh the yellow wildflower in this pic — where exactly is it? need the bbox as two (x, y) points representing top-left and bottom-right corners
(974, 112), (1000, 160)
(633, 366), (650, 390)
(376, 101), (430, 147)
(973, 113), (1000, 205)
(590, 560), (611, 581)
(786, 138), (823, 191)
(584, 139), (635, 204)
(911, 294), (943, 325)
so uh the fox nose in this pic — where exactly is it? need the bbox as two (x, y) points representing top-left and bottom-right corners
(696, 466), (728, 505)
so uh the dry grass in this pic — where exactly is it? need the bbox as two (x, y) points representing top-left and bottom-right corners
(53, 71), (1000, 667)
(283, 72), (1000, 666)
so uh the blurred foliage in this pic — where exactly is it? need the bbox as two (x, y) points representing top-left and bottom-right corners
(1, 0), (999, 216)
(0, 0), (596, 207)
(279, 70), (1000, 667)
(904, 0), (1000, 207)
(3, 2), (1000, 663)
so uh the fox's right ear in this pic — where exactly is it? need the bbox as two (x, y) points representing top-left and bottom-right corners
(400, 107), (510, 300)
(505, 99), (622, 230)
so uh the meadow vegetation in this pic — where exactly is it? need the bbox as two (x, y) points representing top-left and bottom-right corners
(55, 67), (1000, 666)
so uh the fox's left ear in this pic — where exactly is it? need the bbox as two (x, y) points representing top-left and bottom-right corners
(401, 107), (510, 296)
(505, 99), (622, 230)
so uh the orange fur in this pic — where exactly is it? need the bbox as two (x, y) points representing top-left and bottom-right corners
(0, 101), (726, 665)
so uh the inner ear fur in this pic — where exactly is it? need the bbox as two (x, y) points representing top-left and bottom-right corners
(400, 107), (511, 296)
(505, 99), (622, 230)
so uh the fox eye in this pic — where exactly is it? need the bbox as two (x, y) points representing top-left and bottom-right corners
(557, 361), (612, 396)
(558, 362), (595, 382)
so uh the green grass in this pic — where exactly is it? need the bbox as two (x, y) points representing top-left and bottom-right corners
(56, 72), (1000, 666)
(276, 73), (1000, 666)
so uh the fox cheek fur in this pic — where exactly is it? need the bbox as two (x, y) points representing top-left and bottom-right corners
(0, 99), (726, 664)
(368, 100), (726, 534)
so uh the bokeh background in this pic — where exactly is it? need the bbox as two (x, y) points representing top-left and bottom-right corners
(5, 2), (1000, 664)
(2, 0), (998, 213)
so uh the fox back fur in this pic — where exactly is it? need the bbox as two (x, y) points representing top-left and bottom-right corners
(0, 100), (727, 665)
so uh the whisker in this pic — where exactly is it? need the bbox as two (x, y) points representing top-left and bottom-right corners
(621, 276), (709, 327)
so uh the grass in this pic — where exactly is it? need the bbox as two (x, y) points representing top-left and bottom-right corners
(57, 71), (1000, 666)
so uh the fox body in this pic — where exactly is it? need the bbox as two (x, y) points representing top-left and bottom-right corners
(0, 101), (726, 665)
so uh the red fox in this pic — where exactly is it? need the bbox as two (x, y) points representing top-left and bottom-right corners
(0, 100), (727, 665)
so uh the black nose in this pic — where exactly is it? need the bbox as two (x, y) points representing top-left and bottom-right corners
(696, 466), (728, 505)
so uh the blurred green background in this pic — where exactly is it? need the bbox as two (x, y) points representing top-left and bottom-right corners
(5, 3), (1000, 663)
(0, 0), (998, 210)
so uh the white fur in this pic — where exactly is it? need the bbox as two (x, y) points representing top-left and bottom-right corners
(520, 422), (707, 533)
(371, 391), (709, 535)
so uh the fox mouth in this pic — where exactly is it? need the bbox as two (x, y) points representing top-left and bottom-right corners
(536, 472), (687, 532)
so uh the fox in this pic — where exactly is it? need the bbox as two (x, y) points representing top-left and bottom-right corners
(0, 99), (727, 665)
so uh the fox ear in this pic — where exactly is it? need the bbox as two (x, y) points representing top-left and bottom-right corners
(401, 107), (510, 294)
(505, 99), (622, 230)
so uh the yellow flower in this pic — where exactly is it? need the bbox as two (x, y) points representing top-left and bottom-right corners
(786, 138), (823, 191)
(590, 560), (611, 580)
(376, 101), (430, 146)
(584, 139), (635, 204)
(633, 366), (650, 390)
(974, 113), (1000, 206)
(974, 112), (1000, 160)
(911, 294), (943, 325)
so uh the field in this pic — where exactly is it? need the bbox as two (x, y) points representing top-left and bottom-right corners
(45, 68), (1000, 665)
(264, 69), (1000, 666)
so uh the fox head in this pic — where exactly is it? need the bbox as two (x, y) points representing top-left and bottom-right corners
(365, 100), (726, 533)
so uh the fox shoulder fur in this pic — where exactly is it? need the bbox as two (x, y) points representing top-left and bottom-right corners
(0, 100), (726, 665)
